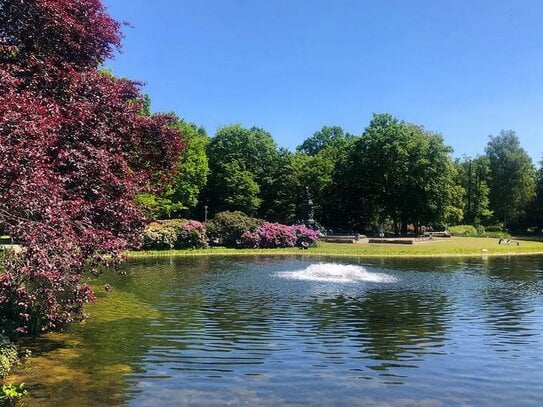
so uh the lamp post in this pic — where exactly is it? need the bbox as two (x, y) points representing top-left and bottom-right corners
(204, 205), (208, 222)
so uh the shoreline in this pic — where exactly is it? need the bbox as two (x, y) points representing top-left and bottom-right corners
(127, 249), (543, 259)
(126, 237), (543, 259)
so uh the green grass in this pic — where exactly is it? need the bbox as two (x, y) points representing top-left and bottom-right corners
(128, 237), (543, 258)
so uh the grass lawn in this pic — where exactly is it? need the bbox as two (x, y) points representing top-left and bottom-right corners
(128, 237), (543, 258)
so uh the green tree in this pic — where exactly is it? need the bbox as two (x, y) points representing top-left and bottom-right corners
(345, 113), (458, 233)
(212, 162), (262, 215)
(455, 156), (492, 225)
(263, 149), (299, 223)
(137, 120), (209, 219)
(205, 124), (279, 216)
(264, 128), (357, 226)
(296, 125), (355, 156)
(528, 158), (543, 230)
(485, 130), (536, 228)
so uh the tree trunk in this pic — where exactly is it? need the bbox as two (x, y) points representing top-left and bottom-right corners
(401, 217), (408, 235)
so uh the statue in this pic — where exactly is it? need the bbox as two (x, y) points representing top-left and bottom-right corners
(300, 186), (317, 229)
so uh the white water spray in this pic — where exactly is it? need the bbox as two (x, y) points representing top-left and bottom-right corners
(276, 263), (397, 283)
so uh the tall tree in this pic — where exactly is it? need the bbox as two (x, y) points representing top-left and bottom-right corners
(485, 131), (536, 228)
(205, 124), (279, 216)
(455, 156), (492, 225)
(0, 0), (182, 334)
(265, 128), (357, 226)
(528, 158), (543, 230)
(211, 162), (262, 215)
(345, 114), (458, 233)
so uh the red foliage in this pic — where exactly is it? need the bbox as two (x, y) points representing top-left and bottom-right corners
(0, 0), (183, 334)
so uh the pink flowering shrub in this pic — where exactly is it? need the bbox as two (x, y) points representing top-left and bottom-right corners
(239, 231), (261, 248)
(293, 225), (321, 247)
(240, 223), (321, 249)
(177, 220), (208, 249)
(255, 222), (297, 248)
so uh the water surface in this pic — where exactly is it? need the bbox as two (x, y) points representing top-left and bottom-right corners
(13, 255), (543, 406)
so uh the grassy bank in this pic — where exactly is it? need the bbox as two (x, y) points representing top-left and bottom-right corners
(128, 237), (543, 258)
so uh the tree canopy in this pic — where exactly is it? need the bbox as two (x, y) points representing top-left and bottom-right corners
(296, 126), (355, 156)
(342, 114), (458, 233)
(0, 0), (183, 334)
(205, 124), (279, 216)
(485, 130), (536, 228)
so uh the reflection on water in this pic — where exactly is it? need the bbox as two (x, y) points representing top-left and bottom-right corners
(9, 256), (543, 406)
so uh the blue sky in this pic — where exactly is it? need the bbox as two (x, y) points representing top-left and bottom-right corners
(103, 0), (543, 163)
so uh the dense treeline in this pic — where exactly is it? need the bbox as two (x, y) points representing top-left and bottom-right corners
(143, 112), (542, 234)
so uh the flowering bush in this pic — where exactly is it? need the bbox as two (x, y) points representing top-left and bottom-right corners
(142, 222), (177, 250)
(293, 225), (321, 247)
(238, 223), (321, 249)
(142, 220), (207, 250)
(239, 231), (261, 248)
(205, 211), (264, 247)
(255, 223), (298, 248)
(177, 220), (208, 249)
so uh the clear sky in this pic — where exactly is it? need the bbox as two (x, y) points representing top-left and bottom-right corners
(102, 0), (543, 163)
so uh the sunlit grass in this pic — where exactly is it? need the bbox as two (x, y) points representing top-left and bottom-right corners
(128, 237), (543, 258)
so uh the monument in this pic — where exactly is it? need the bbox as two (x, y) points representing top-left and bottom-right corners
(299, 187), (319, 230)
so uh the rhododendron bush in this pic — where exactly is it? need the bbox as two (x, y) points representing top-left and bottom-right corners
(242, 223), (320, 248)
(0, 0), (183, 334)
(142, 220), (207, 250)
(292, 225), (321, 247)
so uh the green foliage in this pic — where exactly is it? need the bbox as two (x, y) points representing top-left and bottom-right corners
(141, 220), (207, 250)
(448, 224), (508, 238)
(0, 345), (18, 379)
(137, 120), (209, 219)
(0, 344), (27, 407)
(485, 130), (536, 228)
(211, 162), (262, 215)
(142, 222), (178, 250)
(205, 124), (279, 216)
(529, 159), (543, 230)
(266, 128), (357, 226)
(205, 211), (264, 247)
(455, 156), (492, 225)
(342, 113), (458, 233)
(448, 225), (478, 237)
(296, 125), (355, 156)
(0, 383), (27, 406)
(485, 225), (504, 233)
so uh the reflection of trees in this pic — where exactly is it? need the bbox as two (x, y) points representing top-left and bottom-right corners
(15, 288), (157, 406)
(479, 256), (543, 339)
(356, 291), (449, 362)
(203, 290), (274, 342)
(308, 290), (450, 366)
(483, 256), (542, 284)
(369, 257), (470, 273)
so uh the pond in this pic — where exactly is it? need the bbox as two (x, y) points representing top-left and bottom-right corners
(11, 255), (543, 406)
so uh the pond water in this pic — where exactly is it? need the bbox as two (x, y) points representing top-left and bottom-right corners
(12, 255), (543, 406)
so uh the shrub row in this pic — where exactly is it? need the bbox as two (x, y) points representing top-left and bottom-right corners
(240, 223), (320, 248)
(141, 212), (321, 250)
(448, 224), (508, 238)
